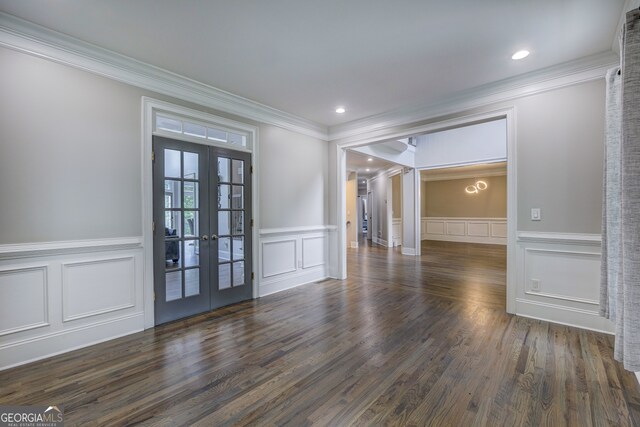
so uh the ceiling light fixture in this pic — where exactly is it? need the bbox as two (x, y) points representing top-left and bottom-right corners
(465, 180), (488, 195)
(335, 106), (346, 114)
(511, 50), (530, 60)
(366, 168), (370, 172)
(367, 158), (373, 162)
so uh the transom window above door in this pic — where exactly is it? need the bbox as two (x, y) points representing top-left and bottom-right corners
(155, 113), (248, 148)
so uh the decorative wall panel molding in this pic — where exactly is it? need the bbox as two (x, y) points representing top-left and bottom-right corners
(261, 239), (297, 279)
(259, 227), (329, 297)
(62, 256), (136, 322)
(422, 217), (507, 245)
(0, 265), (49, 336)
(0, 240), (144, 370)
(515, 232), (611, 333)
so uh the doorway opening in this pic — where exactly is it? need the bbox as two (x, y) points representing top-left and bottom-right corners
(345, 150), (404, 251)
(335, 108), (515, 313)
(153, 136), (252, 325)
(142, 98), (259, 328)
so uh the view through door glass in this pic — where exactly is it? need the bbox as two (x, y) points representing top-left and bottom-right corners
(210, 149), (252, 310)
(153, 136), (252, 325)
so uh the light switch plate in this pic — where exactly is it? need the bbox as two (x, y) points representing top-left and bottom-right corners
(531, 208), (541, 221)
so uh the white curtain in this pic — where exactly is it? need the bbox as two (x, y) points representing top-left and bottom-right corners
(600, 9), (640, 372)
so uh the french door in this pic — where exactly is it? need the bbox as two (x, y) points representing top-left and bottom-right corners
(153, 136), (252, 325)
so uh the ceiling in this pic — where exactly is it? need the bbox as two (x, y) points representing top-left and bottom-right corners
(347, 150), (396, 180)
(0, 1), (625, 127)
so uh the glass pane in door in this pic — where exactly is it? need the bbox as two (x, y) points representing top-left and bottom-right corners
(163, 148), (202, 302)
(215, 156), (246, 290)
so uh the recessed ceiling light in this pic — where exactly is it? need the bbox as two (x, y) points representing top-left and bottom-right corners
(362, 180), (365, 183)
(335, 106), (346, 114)
(366, 168), (370, 172)
(367, 158), (373, 162)
(511, 50), (530, 60)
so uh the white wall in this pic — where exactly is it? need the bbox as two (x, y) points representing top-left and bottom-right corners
(0, 46), (332, 369)
(415, 119), (507, 169)
(0, 47), (143, 243)
(259, 125), (328, 228)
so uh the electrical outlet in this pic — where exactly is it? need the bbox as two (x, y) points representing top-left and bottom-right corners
(531, 279), (541, 292)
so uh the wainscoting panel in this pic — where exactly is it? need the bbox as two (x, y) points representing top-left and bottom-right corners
(516, 232), (612, 333)
(302, 236), (325, 269)
(62, 256), (136, 322)
(259, 226), (330, 297)
(422, 217), (507, 245)
(0, 238), (144, 370)
(0, 265), (49, 336)
(261, 239), (297, 278)
(446, 221), (466, 236)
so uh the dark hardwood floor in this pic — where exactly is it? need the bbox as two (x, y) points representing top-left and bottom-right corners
(1, 240), (639, 426)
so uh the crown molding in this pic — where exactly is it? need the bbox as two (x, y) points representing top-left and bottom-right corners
(328, 51), (619, 143)
(421, 169), (506, 182)
(0, 12), (329, 141)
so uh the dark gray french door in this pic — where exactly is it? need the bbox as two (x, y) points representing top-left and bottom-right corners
(153, 136), (252, 325)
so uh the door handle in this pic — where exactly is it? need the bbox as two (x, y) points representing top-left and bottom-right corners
(211, 234), (219, 241)
(201, 235), (208, 241)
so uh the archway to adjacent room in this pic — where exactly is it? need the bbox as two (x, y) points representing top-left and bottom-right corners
(335, 108), (516, 313)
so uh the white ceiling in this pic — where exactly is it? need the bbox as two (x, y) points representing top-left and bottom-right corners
(347, 150), (395, 180)
(0, 1), (625, 127)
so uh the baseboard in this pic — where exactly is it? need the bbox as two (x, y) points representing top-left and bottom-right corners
(515, 299), (614, 334)
(401, 247), (417, 256)
(259, 266), (328, 297)
(0, 312), (144, 371)
(373, 237), (389, 247)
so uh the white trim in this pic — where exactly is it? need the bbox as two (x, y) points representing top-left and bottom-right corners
(0, 12), (327, 141)
(261, 238), (298, 278)
(0, 312), (144, 371)
(328, 52), (617, 143)
(515, 298), (613, 335)
(259, 225), (336, 237)
(421, 217), (507, 245)
(517, 231), (601, 246)
(259, 266), (328, 298)
(401, 247), (417, 256)
(523, 290), (599, 306)
(421, 169), (507, 182)
(142, 97), (260, 329)
(0, 237), (142, 260)
(372, 237), (389, 247)
(0, 265), (49, 337)
(61, 256), (137, 322)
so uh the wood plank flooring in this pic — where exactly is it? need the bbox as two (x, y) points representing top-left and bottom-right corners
(1, 240), (639, 426)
